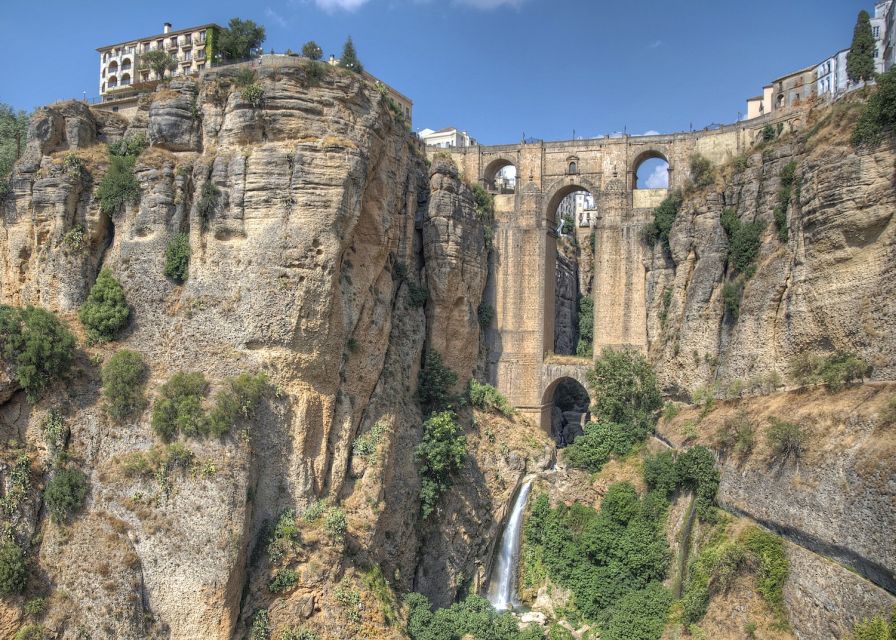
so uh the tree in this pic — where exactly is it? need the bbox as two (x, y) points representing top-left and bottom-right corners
(218, 18), (266, 61)
(338, 37), (363, 73)
(101, 350), (147, 419)
(0, 103), (29, 187)
(44, 467), (88, 523)
(0, 542), (26, 594)
(138, 50), (177, 80)
(78, 268), (130, 342)
(847, 10), (876, 83)
(302, 41), (323, 61)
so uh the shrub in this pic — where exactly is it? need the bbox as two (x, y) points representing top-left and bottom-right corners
(851, 609), (896, 640)
(407, 281), (428, 308)
(44, 467), (88, 523)
(766, 417), (806, 463)
(564, 422), (632, 473)
(101, 349), (147, 419)
(790, 352), (870, 390)
(242, 83), (264, 108)
(352, 421), (388, 463)
(416, 411), (466, 518)
(643, 446), (720, 518)
(164, 233), (190, 284)
(643, 191), (682, 251)
(588, 347), (662, 439)
(78, 268), (130, 342)
(267, 510), (300, 564)
(722, 277), (745, 321)
(206, 373), (269, 437)
(269, 568), (299, 593)
(773, 161), (797, 243)
(417, 351), (458, 416)
(720, 208), (764, 277)
(305, 60), (327, 85)
(577, 295), (594, 357)
(96, 155), (139, 216)
(62, 224), (85, 253)
(689, 154), (714, 188)
(197, 181), (220, 226)
(0, 542), (26, 594)
(14, 625), (45, 640)
(0, 305), (75, 401)
(715, 409), (755, 458)
(854, 67), (896, 146)
(107, 134), (148, 159)
(279, 628), (319, 640)
(741, 527), (788, 612)
(335, 580), (363, 622)
(324, 507), (348, 540)
(468, 379), (513, 417)
(471, 182), (495, 221)
(301, 41), (323, 60)
(23, 597), (46, 618)
(405, 592), (536, 640)
(151, 372), (209, 440)
(602, 582), (672, 640)
(62, 153), (84, 179)
(250, 609), (270, 640)
(477, 302), (495, 329)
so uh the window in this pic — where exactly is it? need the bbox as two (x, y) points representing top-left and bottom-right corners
(874, 26), (880, 38)
(197, 63), (205, 71)
(568, 161), (578, 175)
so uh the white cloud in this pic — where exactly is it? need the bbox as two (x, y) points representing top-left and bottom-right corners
(645, 164), (669, 189)
(642, 130), (659, 136)
(313, 0), (371, 10)
(265, 7), (288, 26)
(648, 40), (663, 49)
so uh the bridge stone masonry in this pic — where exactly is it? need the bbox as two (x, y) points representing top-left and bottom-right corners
(428, 112), (802, 433)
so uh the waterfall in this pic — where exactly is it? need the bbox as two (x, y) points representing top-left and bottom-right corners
(486, 477), (534, 611)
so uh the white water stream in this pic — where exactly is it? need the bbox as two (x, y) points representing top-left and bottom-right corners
(485, 477), (534, 611)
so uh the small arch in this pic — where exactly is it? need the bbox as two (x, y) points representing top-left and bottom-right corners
(568, 161), (578, 175)
(542, 377), (591, 445)
(107, 75), (118, 89)
(121, 73), (131, 86)
(121, 57), (132, 71)
(544, 180), (598, 228)
(108, 60), (118, 73)
(632, 150), (670, 190)
(483, 158), (517, 194)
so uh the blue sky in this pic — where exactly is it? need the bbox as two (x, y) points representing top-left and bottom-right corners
(0, 0), (871, 144)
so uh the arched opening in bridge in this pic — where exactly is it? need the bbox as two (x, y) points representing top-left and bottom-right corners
(633, 152), (669, 190)
(484, 159), (516, 194)
(547, 186), (596, 358)
(544, 377), (591, 446)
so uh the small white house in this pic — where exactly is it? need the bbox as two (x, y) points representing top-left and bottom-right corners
(418, 127), (475, 148)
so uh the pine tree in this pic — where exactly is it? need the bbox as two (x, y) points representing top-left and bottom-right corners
(338, 37), (363, 73)
(847, 10), (876, 83)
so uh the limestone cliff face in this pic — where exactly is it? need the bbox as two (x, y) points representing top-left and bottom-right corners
(0, 62), (505, 639)
(646, 124), (896, 395)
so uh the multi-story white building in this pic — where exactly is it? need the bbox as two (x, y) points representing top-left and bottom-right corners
(97, 22), (221, 97)
(816, 49), (850, 97)
(418, 128), (476, 148)
(557, 191), (596, 228)
(872, 1), (893, 73)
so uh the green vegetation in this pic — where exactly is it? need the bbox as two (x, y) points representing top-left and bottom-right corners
(722, 278), (745, 321)
(334, 580), (363, 622)
(415, 411), (466, 518)
(468, 379), (513, 417)
(152, 371), (269, 440)
(658, 288), (673, 329)
(338, 36), (363, 73)
(588, 347), (662, 438)
(789, 351), (870, 390)
(774, 162), (797, 243)
(197, 180), (221, 227)
(848, 10), (876, 83)
(719, 207), (764, 322)
(62, 224), (86, 253)
(117, 442), (197, 496)
(139, 50), (177, 79)
(279, 627), (319, 640)
(761, 124), (776, 143)
(352, 421), (388, 463)
(523, 483), (672, 630)
(96, 155), (139, 216)
(603, 582), (674, 640)
(714, 409), (756, 458)
(101, 349), (147, 420)
(0, 541), (26, 594)
(564, 421), (633, 472)
(301, 41), (323, 60)
(269, 567), (298, 593)
(242, 83), (265, 108)
(407, 281), (428, 308)
(405, 592), (545, 640)
(250, 609), (270, 640)
(44, 467), (88, 523)
(854, 67), (896, 146)
(417, 350), (458, 416)
(0, 103), (29, 198)
(689, 154), (714, 188)
(267, 510), (300, 564)
(643, 191), (683, 252)
(62, 153), (84, 180)
(42, 410), (67, 461)
(0, 305), (75, 401)
(472, 182), (496, 247)
(0, 455), (32, 517)
(851, 608), (896, 639)
(14, 625), (46, 640)
(164, 233), (190, 284)
(643, 446), (720, 518)
(217, 18), (266, 61)
(23, 597), (46, 619)
(107, 134), (148, 159)
(79, 268), (129, 342)
(576, 295), (594, 358)
(681, 525), (788, 627)
(477, 302), (495, 329)
(324, 506), (348, 540)
(766, 417), (806, 464)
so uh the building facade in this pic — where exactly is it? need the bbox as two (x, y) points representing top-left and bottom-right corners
(97, 23), (220, 98)
(816, 49), (850, 97)
(418, 128), (476, 148)
(873, 1), (893, 73)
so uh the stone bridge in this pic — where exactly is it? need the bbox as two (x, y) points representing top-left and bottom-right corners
(430, 113), (800, 432)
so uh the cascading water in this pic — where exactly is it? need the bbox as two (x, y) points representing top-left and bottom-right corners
(486, 477), (534, 611)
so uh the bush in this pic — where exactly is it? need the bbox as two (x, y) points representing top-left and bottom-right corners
(101, 349), (147, 419)
(853, 66), (896, 146)
(720, 208), (764, 277)
(0, 541), (26, 594)
(741, 527), (789, 612)
(0, 305), (75, 401)
(643, 191), (682, 251)
(468, 379), (513, 417)
(602, 582), (672, 640)
(761, 124), (776, 143)
(164, 233), (190, 284)
(407, 281), (428, 308)
(405, 592), (539, 640)
(197, 181), (220, 226)
(62, 224), (85, 253)
(588, 348), (662, 440)
(14, 625), (46, 640)
(689, 154), (714, 188)
(417, 351), (458, 416)
(151, 372), (209, 440)
(715, 409), (755, 458)
(269, 568), (299, 593)
(643, 446), (720, 518)
(722, 277), (745, 321)
(78, 268), (130, 342)
(324, 507), (348, 540)
(477, 302), (495, 329)
(44, 467), (88, 523)
(774, 162), (797, 243)
(766, 417), (806, 463)
(564, 422), (632, 473)
(416, 411), (466, 518)
(242, 83), (264, 108)
(305, 60), (328, 85)
(790, 352), (870, 390)
(577, 295), (594, 357)
(352, 421), (388, 463)
(851, 609), (896, 640)
(250, 609), (270, 640)
(267, 510), (300, 564)
(107, 134), (148, 159)
(206, 373), (269, 437)
(279, 628), (319, 640)
(96, 155), (139, 216)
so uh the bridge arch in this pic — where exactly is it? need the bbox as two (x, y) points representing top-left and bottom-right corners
(631, 149), (671, 190)
(541, 371), (591, 444)
(483, 157), (517, 194)
(543, 177), (599, 227)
